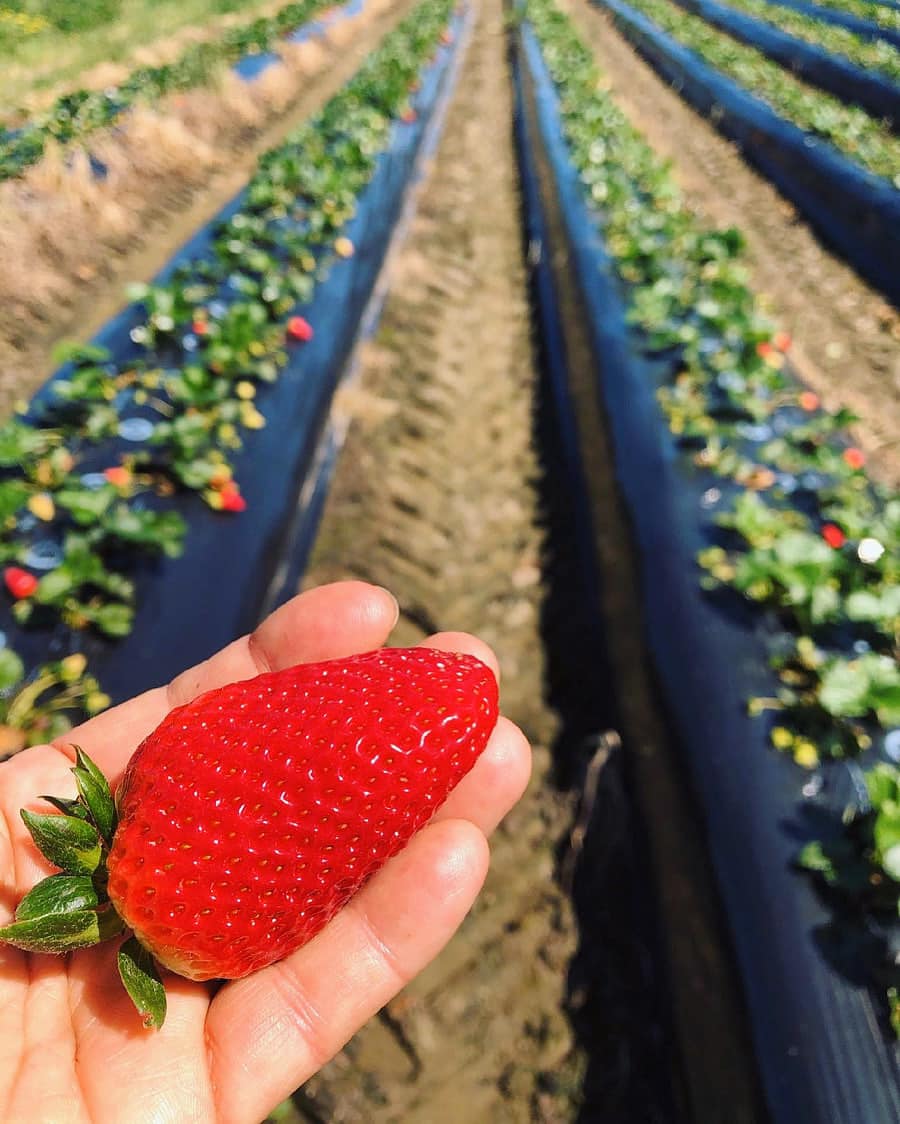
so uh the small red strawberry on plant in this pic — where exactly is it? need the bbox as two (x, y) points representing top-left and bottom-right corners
(4, 567), (38, 600)
(219, 482), (247, 512)
(103, 465), (132, 489)
(286, 316), (314, 343)
(821, 523), (846, 549)
(400, 107), (418, 124)
(842, 447), (866, 471)
(0, 648), (498, 1029)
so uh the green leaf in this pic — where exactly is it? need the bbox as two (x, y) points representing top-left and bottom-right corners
(0, 423), (56, 468)
(818, 661), (871, 718)
(55, 487), (115, 526)
(810, 584), (839, 624)
(21, 809), (101, 875)
(34, 569), (76, 605)
(51, 341), (110, 368)
(0, 909), (106, 954)
(0, 649), (25, 692)
(880, 843), (900, 883)
(40, 795), (91, 822)
(72, 747), (116, 844)
(866, 764), (900, 810)
(15, 874), (99, 922)
(845, 591), (885, 623)
(0, 480), (31, 521)
(797, 841), (835, 879)
(118, 937), (167, 1030)
(91, 603), (134, 638)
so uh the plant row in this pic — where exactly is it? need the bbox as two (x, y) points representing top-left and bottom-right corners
(793, 0), (900, 34)
(601, 0), (900, 183)
(525, 0), (900, 1028)
(717, 0), (900, 84)
(0, 0), (335, 181)
(0, 0), (454, 752)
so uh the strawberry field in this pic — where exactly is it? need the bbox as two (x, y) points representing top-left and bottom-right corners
(0, 0), (898, 1120)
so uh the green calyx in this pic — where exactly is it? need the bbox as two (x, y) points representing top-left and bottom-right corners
(0, 746), (167, 1029)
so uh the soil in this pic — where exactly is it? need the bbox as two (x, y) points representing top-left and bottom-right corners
(558, 0), (900, 487)
(278, 0), (685, 1118)
(0, 0), (415, 421)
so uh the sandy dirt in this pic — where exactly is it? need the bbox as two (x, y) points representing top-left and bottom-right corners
(0, 0), (413, 421)
(277, 0), (685, 1119)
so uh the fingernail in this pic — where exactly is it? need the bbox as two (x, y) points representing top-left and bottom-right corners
(376, 586), (400, 628)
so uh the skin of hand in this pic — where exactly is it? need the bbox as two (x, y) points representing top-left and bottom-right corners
(0, 581), (532, 1124)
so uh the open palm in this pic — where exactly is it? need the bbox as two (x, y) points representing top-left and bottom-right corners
(0, 582), (531, 1124)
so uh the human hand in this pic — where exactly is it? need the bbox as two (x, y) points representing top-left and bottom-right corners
(0, 581), (531, 1123)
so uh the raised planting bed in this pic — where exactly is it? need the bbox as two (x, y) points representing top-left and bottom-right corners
(0, 0), (468, 751)
(512, 0), (900, 1120)
(592, 0), (900, 302)
(667, 0), (900, 126)
(713, 0), (900, 86)
(0, 0), (358, 182)
(755, 0), (900, 48)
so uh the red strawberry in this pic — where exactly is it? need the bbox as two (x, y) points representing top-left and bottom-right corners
(821, 523), (846, 549)
(842, 447), (865, 471)
(0, 648), (498, 1027)
(286, 315), (313, 342)
(219, 483), (246, 512)
(400, 107), (418, 123)
(103, 465), (132, 488)
(4, 567), (38, 600)
(772, 330), (791, 352)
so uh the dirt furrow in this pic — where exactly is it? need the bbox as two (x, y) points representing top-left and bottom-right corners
(282, 0), (679, 1119)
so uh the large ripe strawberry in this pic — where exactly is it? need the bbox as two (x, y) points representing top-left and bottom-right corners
(0, 647), (498, 1028)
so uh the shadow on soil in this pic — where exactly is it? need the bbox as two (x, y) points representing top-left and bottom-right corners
(528, 345), (686, 1123)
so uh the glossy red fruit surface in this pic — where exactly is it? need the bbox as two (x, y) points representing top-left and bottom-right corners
(106, 647), (498, 981)
(4, 567), (38, 599)
(286, 315), (313, 342)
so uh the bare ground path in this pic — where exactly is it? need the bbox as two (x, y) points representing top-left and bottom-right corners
(283, 0), (680, 1118)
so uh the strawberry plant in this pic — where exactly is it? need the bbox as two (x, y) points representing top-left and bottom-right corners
(600, 0), (900, 184)
(0, 650), (108, 757)
(0, 0), (340, 181)
(0, 0), (458, 751)
(715, 0), (900, 83)
(524, 0), (900, 1030)
(798, 762), (900, 1034)
(804, 0), (900, 34)
(0, 647), (499, 1028)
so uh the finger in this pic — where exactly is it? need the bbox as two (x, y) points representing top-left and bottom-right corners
(52, 582), (399, 782)
(206, 819), (488, 1124)
(433, 717), (531, 836)
(419, 631), (500, 682)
